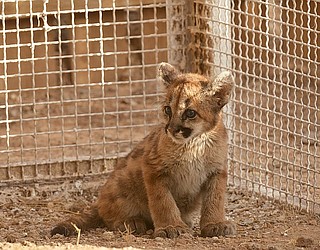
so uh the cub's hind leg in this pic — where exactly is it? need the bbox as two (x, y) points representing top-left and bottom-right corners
(96, 168), (152, 235)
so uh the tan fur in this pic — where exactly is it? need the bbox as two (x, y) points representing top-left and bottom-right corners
(51, 63), (236, 238)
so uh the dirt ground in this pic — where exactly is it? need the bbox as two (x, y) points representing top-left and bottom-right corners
(0, 182), (319, 250)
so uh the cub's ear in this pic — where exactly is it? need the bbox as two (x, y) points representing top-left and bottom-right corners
(207, 71), (234, 110)
(157, 62), (180, 87)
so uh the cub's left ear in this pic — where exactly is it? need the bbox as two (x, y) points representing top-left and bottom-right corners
(208, 71), (234, 110)
(157, 62), (180, 87)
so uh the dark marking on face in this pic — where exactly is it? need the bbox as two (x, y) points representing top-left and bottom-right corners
(180, 127), (193, 138)
(169, 125), (193, 139)
(184, 98), (191, 107)
(171, 84), (185, 114)
(165, 124), (169, 134)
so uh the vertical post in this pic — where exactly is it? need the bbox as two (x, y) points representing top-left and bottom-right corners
(186, 0), (232, 77)
(167, 0), (232, 75)
(166, 0), (190, 72)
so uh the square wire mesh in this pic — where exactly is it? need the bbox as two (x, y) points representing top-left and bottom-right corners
(0, 0), (169, 182)
(228, 0), (320, 213)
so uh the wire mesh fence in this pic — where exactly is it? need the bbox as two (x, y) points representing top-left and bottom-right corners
(0, 0), (169, 183)
(0, 0), (319, 214)
(228, 0), (319, 213)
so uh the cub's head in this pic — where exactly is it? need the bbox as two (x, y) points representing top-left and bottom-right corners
(157, 62), (234, 144)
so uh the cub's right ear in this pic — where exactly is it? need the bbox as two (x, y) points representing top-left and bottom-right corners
(157, 62), (180, 87)
(205, 71), (234, 111)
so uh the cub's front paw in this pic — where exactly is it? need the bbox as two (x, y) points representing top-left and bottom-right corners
(201, 221), (236, 237)
(154, 225), (191, 239)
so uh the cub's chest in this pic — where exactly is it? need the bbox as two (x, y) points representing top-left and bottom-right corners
(171, 159), (208, 194)
(168, 140), (214, 197)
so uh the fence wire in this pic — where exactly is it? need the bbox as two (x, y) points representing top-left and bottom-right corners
(0, 0), (319, 214)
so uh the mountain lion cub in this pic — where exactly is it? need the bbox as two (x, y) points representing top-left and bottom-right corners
(51, 63), (236, 238)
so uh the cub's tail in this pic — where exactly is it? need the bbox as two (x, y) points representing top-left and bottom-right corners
(51, 205), (104, 237)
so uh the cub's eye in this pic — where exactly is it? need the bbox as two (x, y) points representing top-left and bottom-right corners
(164, 106), (172, 116)
(184, 109), (197, 119)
